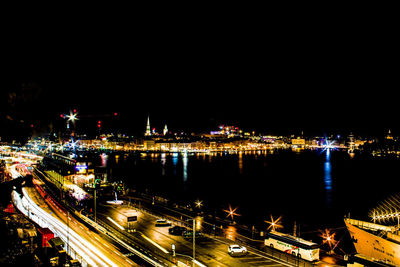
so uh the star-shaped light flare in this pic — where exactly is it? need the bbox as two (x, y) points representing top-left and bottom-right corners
(223, 204), (241, 220)
(195, 199), (203, 208)
(320, 229), (336, 249)
(265, 215), (283, 231)
(66, 110), (79, 124)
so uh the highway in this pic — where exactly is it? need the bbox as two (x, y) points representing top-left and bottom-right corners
(12, 184), (139, 266)
(97, 203), (289, 267)
(5, 154), (146, 266)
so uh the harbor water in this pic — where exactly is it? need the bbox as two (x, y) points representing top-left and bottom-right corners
(96, 149), (400, 236)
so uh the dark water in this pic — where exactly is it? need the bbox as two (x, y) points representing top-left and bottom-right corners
(97, 149), (400, 234)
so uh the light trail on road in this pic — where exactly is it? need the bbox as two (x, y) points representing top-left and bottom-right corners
(13, 188), (120, 267)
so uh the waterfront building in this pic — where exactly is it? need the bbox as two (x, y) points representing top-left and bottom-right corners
(291, 137), (305, 146)
(143, 140), (155, 150)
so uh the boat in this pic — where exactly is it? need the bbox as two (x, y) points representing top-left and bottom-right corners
(345, 217), (400, 265)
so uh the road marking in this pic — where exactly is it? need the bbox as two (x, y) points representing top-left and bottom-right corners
(241, 258), (271, 263)
(240, 255), (259, 259)
(140, 234), (169, 254)
(193, 259), (207, 267)
(256, 264), (284, 267)
(107, 216), (125, 230)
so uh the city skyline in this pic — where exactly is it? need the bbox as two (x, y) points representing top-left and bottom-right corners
(2, 14), (399, 140)
(1, 83), (399, 141)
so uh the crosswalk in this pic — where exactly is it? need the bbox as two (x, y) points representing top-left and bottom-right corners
(236, 253), (285, 266)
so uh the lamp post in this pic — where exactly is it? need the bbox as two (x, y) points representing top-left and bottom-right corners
(192, 218), (195, 267)
(186, 218), (196, 267)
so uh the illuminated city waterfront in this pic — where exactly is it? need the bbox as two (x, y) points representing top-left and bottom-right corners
(2, 15), (399, 265)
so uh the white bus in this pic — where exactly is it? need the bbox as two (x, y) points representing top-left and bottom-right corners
(264, 231), (319, 261)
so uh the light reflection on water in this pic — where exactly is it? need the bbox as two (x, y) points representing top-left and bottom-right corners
(324, 149), (332, 207)
(183, 152), (188, 182)
(238, 151), (243, 174)
(100, 153), (108, 167)
(99, 149), (400, 230)
(172, 153), (178, 176)
(161, 153), (166, 176)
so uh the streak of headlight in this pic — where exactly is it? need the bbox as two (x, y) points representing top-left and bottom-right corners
(140, 233), (169, 254)
(18, 188), (118, 267)
(107, 216), (125, 230)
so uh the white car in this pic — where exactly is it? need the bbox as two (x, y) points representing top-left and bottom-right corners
(155, 219), (172, 227)
(228, 244), (247, 256)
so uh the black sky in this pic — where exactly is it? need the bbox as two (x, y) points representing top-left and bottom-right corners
(2, 11), (399, 137)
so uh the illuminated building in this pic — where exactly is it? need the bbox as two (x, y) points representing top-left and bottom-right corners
(145, 116), (151, 136)
(291, 137), (305, 146)
(143, 140), (155, 150)
(386, 129), (393, 140)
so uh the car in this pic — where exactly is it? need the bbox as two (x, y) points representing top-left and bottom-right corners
(155, 219), (172, 227)
(169, 226), (187, 235)
(228, 244), (247, 256)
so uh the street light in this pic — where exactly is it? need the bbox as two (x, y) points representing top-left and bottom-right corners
(65, 110), (78, 133)
(223, 204), (240, 222)
(186, 218), (197, 267)
(265, 215), (283, 231)
(320, 229), (336, 254)
(194, 199), (203, 209)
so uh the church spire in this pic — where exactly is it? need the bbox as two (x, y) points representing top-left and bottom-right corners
(163, 124), (168, 135)
(145, 116), (151, 136)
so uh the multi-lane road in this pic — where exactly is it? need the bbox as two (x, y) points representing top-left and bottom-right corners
(13, 180), (140, 266)
(98, 202), (289, 267)
(5, 154), (152, 266)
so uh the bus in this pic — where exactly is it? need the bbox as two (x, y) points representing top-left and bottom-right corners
(264, 231), (319, 261)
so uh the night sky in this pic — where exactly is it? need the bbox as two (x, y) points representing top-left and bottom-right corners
(1, 14), (399, 139)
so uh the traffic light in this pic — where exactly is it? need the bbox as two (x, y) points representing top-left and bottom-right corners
(97, 120), (102, 128)
(94, 178), (101, 189)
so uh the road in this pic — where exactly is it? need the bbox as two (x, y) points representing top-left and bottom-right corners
(13, 182), (141, 266)
(7, 156), (148, 266)
(98, 202), (288, 267)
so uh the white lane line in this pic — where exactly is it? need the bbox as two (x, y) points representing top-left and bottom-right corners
(140, 234), (169, 254)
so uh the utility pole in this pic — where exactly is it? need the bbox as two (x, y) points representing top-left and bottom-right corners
(193, 218), (196, 267)
(94, 188), (97, 223)
(293, 221), (297, 237)
(67, 211), (70, 256)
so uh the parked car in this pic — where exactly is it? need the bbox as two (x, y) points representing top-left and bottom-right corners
(155, 219), (172, 227)
(228, 244), (247, 256)
(168, 226), (187, 235)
